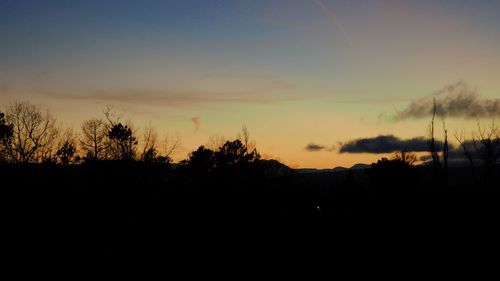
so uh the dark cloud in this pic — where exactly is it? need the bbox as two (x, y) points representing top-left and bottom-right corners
(419, 149), (464, 162)
(339, 135), (442, 154)
(420, 140), (499, 162)
(397, 81), (500, 120)
(305, 143), (335, 152)
(305, 143), (325, 152)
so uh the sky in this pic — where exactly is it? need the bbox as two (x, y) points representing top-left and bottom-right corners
(1, 0), (499, 168)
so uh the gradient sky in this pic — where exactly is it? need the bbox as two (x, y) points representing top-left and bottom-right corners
(1, 0), (499, 168)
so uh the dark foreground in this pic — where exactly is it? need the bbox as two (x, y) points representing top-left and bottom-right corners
(2, 162), (500, 261)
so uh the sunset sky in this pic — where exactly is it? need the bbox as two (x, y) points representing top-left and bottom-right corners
(1, 0), (499, 168)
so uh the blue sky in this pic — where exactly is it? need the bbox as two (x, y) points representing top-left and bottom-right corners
(1, 0), (499, 167)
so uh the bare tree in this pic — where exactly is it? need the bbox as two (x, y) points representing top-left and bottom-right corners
(442, 119), (449, 180)
(137, 123), (180, 163)
(161, 133), (180, 160)
(38, 126), (60, 163)
(454, 129), (475, 168)
(237, 125), (256, 153)
(238, 125), (250, 149)
(206, 134), (226, 151)
(80, 118), (108, 160)
(139, 123), (158, 161)
(101, 107), (138, 160)
(427, 99), (441, 170)
(392, 151), (417, 166)
(472, 120), (500, 178)
(4, 101), (59, 163)
(103, 106), (122, 127)
(427, 99), (450, 186)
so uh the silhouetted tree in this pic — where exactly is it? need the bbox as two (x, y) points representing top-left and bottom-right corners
(139, 123), (158, 162)
(368, 153), (417, 193)
(160, 134), (180, 160)
(427, 99), (441, 170)
(215, 139), (260, 168)
(206, 134), (226, 152)
(3, 101), (59, 163)
(0, 112), (12, 140)
(237, 125), (256, 153)
(55, 128), (78, 165)
(80, 118), (108, 160)
(137, 124), (170, 163)
(392, 151), (417, 166)
(0, 112), (14, 162)
(471, 121), (500, 184)
(107, 123), (138, 161)
(455, 130), (475, 168)
(442, 120), (449, 176)
(56, 141), (77, 165)
(185, 145), (216, 174)
(427, 99), (449, 186)
(142, 146), (171, 163)
(452, 121), (499, 184)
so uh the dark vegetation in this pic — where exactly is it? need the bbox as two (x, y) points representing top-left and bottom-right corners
(1, 101), (499, 259)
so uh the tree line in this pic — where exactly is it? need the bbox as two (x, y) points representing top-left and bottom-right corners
(0, 101), (263, 168)
(0, 100), (498, 175)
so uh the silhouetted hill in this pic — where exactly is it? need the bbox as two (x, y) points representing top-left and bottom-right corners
(2, 161), (499, 260)
(350, 163), (370, 170)
(259, 159), (294, 177)
(296, 168), (335, 174)
(296, 163), (370, 174)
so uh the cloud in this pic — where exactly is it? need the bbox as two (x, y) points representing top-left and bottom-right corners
(339, 135), (442, 154)
(305, 143), (335, 152)
(41, 88), (290, 107)
(396, 81), (500, 120)
(419, 149), (464, 162)
(312, 0), (351, 45)
(419, 139), (499, 163)
(191, 117), (201, 133)
(305, 143), (325, 152)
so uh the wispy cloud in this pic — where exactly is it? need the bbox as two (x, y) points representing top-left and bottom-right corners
(40, 88), (290, 107)
(396, 81), (500, 120)
(339, 135), (443, 154)
(312, 0), (351, 45)
(191, 116), (201, 133)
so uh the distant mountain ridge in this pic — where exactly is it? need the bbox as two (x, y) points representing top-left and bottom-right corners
(296, 163), (371, 174)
